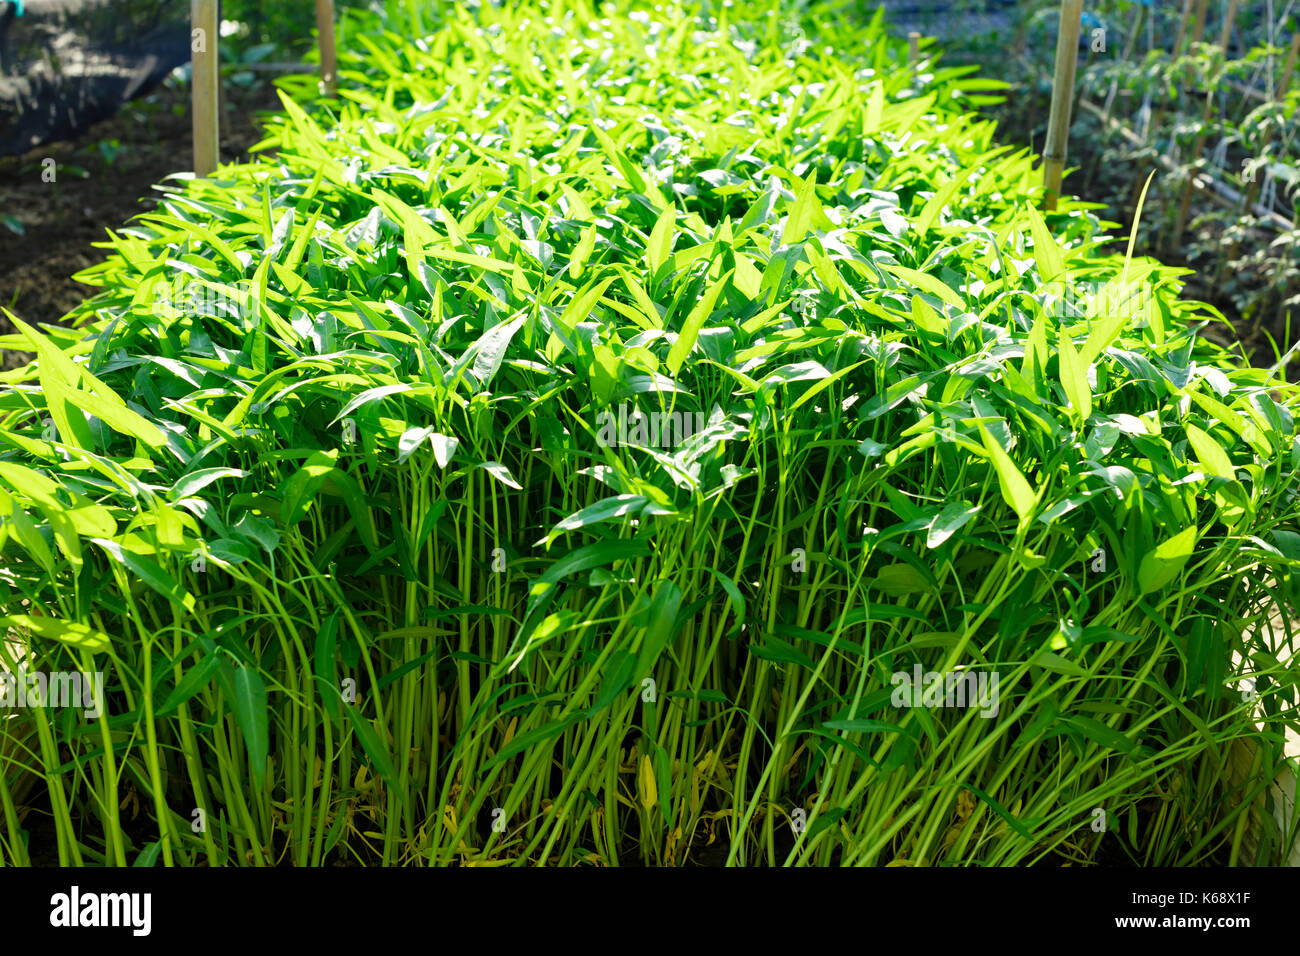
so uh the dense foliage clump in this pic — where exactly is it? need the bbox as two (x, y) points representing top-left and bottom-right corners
(0, 0), (1297, 866)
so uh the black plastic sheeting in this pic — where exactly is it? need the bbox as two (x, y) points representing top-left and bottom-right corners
(0, 0), (193, 157)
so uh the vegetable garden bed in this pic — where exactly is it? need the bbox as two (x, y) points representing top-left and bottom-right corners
(1, 0), (1298, 867)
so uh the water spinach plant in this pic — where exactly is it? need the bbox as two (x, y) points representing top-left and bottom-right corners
(0, 0), (1298, 866)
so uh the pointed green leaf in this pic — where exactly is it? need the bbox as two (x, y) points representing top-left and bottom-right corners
(978, 424), (1035, 521)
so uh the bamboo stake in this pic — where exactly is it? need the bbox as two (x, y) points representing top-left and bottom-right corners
(1043, 0), (1084, 211)
(1280, 31), (1300, 97)
(316, 0), (338, 97)
(191, 0), (219, 178)
(1169, 0), (1239, 254)
(1173, 0), (1194, 58)
(1189, 0), (1211, 51)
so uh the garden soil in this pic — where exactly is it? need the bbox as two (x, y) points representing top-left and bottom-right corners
(0, 79), (281, 370)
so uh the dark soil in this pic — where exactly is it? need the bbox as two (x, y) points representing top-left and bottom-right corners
(0, 78), (283, 370)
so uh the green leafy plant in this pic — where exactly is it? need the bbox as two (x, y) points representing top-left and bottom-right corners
(0, 0), (1297, 868)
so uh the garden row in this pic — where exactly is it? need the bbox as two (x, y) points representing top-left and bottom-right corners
(0, 0), (1297, 866)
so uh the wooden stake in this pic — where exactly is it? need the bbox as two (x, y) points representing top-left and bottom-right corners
(908, 32), (920, 67)
(1170, 0), (1239, 254)
(316, 0), (338, 97)
(1280, 31), (1300, 98)
(1173, 0), (1194, 57)
(191, 0), (219, 178)
(1189, 0), (1211, 49)
(1043, 0), (1084, 211)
